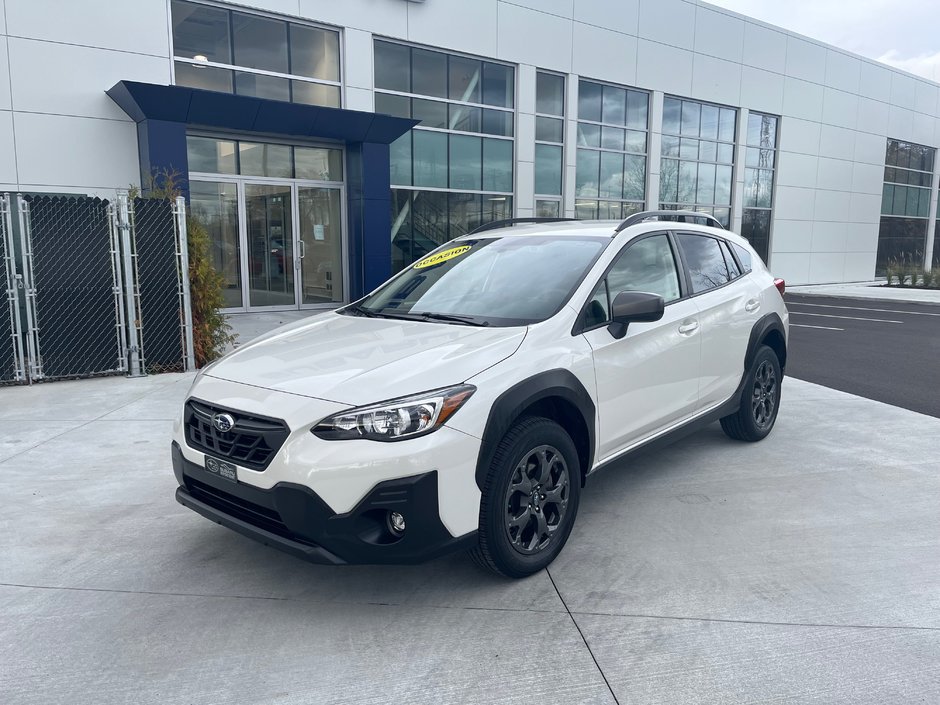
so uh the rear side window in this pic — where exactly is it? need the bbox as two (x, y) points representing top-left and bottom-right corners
(676, 233), (730, 294)
(731, 242), (753, 273)
(719, 240), (742, 279)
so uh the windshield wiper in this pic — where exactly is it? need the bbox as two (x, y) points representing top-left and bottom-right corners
(415, 312), (490, 327)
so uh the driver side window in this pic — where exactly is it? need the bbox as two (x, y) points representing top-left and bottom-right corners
(584, 233), (681, 329)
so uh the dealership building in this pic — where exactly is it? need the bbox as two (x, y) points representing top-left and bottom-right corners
(1, 0), (939, 311)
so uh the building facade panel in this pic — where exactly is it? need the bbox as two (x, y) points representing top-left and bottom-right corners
(0, 0), (936, 291)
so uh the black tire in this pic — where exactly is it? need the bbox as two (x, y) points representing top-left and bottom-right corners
(720, 344), (782, 442)
(470, 417), (581, 578)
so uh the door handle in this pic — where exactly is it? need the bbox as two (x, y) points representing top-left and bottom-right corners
(678, 320), (699, 335)
(745, 298), (760, 313)
(299, 239), (306, 259)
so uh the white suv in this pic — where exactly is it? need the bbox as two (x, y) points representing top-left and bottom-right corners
(172, 211), (788, 578)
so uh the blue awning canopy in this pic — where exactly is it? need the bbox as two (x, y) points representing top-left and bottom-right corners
(107, 80), (417, 144)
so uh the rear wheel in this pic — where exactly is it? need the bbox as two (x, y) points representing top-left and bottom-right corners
(470, 417), (581, 578)
(720, 344), (782, 442)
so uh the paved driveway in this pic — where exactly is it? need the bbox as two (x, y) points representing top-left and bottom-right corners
(1, 373), (939, 704)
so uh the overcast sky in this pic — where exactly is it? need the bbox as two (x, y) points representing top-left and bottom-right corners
(704, 0), (940, 82)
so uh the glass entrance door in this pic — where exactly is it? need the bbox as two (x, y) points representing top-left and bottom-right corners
(191, 177), (346, 311)
(298, 187), (344, 305)
(245, 183), (294, 308)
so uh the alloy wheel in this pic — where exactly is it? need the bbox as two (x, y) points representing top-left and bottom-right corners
(751, 360), (777, 429)
(504, 445), (570, 555)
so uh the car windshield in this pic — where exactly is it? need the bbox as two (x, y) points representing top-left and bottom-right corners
(347, 235), (608, 326)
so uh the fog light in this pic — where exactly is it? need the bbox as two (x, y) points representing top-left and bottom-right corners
(388, 511), (406, 535)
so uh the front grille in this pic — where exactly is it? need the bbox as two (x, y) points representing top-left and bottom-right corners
(185, 399), (289, 471)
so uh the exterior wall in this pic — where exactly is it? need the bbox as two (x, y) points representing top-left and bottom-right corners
(0, 0), (938, 283)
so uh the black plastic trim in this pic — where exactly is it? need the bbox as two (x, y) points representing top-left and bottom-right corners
(474, 370), (596, 491)
(745, 312), (787, 372)
(172, 442), (477, 565)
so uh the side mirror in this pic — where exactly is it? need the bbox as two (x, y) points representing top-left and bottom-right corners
(607, 291), (665, 339)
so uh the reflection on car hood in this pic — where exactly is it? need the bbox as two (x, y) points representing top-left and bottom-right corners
(206, 312), (526, 406)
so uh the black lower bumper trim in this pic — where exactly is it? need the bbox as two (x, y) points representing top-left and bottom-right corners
(172, 442), (477, 565)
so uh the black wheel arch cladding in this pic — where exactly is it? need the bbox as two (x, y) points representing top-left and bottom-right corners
(474, 369), (595, 491)
(746, 312), (787, 371)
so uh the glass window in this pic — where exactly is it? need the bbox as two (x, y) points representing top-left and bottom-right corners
(537, 72), (565, 116)
(578, 81), (603, 123)
(291, 81), (340, 107)
(576, 80), (649, 217)
(389, 133), (412, 186)
(375, 92), (410, 119)
(677, 233), (731, 293)
(375, 41), (411, 93)
(172, 1), (231, 63)
(449, 55), (482, 103)
(719, 240), (742, 278)
(232, 12), (288, 74)
(482, 110), (513, 137)
(189, 180), (241, 308)
(187, 136), (238, 174)
(536, 144), (563, 196)
(482, 62), (514, 108)
(450, 135), (482, 190)
(741, 210), (771, 263)
(663, 97), (681, 135)
(295, 147), (343, 181)
(235, 71), (290, 101)
(415, 99), (449, 129)
(290, 25), (340, 81)
(414, 48), (448, 99)
(536, 117), (564, 143)
(239, 142), (292, 178)
(536, 199), (561, 217)
(482, 138), (513, 192)
(584, 280), (610, 328)
(175, 61), (234, 93)
(606, 234), (681, 303)
(413, 131), (449, 188)
(449, 104), (482, 132)
(448, 192), (483, 238)
(731, 242), (753, 272)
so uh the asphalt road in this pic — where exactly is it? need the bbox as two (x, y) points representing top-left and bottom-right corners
(784, 293), (940, 418)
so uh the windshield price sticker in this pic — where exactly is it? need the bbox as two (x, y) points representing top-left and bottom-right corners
(413, 245), (471, 269)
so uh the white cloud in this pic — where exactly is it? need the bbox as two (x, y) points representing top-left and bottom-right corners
(878, 50), (940, 83)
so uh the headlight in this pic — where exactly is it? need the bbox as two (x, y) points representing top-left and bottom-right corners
(312, 385), (476, 441)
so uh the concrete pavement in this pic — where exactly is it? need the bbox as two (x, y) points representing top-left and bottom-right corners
(2, 371), (939, 704)
(788, 280), (940, 304)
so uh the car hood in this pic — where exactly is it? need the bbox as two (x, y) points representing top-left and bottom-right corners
(206, 311), (526, 406)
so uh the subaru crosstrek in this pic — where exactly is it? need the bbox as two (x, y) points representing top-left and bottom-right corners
(172, 211), (789, 578)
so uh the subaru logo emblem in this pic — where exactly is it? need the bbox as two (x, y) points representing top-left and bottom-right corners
(212, 413), (235, 433)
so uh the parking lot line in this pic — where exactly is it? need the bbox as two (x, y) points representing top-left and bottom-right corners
(791, 323), (844, 331)
(789, 302), (940, 317)
(790, 312), (903, 324)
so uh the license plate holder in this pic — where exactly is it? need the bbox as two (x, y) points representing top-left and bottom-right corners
(205, 456), (238, 483)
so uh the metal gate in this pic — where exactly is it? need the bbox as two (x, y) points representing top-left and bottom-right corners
(1, 195), (26, 383)
(0, 192), (194, 385)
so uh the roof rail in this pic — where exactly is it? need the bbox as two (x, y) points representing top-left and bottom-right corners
(614, 210), (724, 233)
(469, 217), (577, 235)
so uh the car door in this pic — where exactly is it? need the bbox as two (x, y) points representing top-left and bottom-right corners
(580, 232), (702, 460)
(674, 232), (755, 410)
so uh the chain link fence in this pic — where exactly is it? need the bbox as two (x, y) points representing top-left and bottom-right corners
(0, 192), (194, 385)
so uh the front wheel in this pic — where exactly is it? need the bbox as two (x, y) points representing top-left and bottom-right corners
(470, 417), (581, 578)
(720, 344), (782, 442)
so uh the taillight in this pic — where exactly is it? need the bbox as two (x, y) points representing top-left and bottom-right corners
(773, 278), (786, 296)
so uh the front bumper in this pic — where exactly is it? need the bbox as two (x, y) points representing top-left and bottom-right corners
(173, 442), (477, 565)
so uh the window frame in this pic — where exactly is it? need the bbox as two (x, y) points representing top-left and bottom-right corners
(535, 69), (567, 209)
